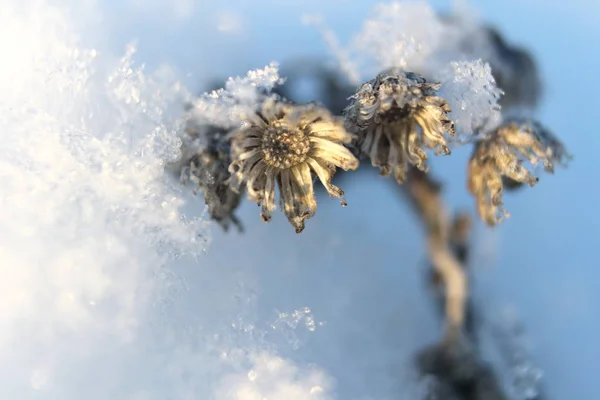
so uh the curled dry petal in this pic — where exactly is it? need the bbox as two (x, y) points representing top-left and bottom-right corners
(344, 69), (455, 183)
(468, 118), (570, 226)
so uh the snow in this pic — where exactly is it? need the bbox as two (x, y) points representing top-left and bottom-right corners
(0, 1), (208, 397)
(351, 1), (449, 74)
(188, 63), (284, 128)
(436, 59), (503, 137)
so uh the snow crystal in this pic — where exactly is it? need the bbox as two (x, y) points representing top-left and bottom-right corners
(188, 62), (285, 128)
(436, 59), (503, 136)
(352, 1), (447, 74)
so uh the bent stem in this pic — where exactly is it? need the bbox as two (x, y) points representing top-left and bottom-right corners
(402, 167), (468, 343)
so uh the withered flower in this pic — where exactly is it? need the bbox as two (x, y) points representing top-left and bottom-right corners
(468, 118), (570, 226)
(344, 70), (455, 183)
(228, 98), (359, 233)
(168, 121), (243, 232)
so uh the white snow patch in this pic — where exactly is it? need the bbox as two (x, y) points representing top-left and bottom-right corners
(188, 62), (285, 128)
(437, 59), (503, 136)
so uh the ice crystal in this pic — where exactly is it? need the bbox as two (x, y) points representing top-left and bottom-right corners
(437, 59), (503, 136)
(352, 1), (448, 74)
(188, 63), (285, 129)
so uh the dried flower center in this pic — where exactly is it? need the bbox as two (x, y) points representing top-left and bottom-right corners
(380, 105), (412, 123)
(261, 122), (311, 169)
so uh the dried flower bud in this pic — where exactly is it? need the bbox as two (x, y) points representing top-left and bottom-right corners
(468, 118), (570, 226)
(228, 97), (359, 233)
(168, 120), (243, 232)
(344, 69), (455, 183)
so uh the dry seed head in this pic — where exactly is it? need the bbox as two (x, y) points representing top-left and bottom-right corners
(261, 122), (311, 169)
(344, 69), (454, 183)
(468, 118), (570, 226)
(228, 98), (359, 233)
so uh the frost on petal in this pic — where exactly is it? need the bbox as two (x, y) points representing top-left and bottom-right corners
(188, 63), (285, 129)
(468, 118), (570, 226)
(436, 59), (503, 137)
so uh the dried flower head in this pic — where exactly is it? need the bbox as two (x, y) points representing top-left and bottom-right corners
(468, 118), (570, 226)
(228, 98), (359, 233)
(167, 120), (243, 232)
(344, 70), (455, 183)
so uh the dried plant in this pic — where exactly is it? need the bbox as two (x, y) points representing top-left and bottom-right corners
(227, 97), (358, 233)
(166, 117), (243, 232)
(344, 70), (455, 183)
(468, 118), (571, 226)
(166, 2), (571, 398)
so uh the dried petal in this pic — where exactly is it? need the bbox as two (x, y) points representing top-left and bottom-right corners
(468, 118), (570, 226)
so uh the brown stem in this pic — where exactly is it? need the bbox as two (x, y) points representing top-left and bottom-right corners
(404, 167), (513, 400)
(401, 167), (468, 342)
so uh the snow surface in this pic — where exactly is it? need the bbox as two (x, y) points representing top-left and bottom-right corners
(1, 0), (598, 399)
